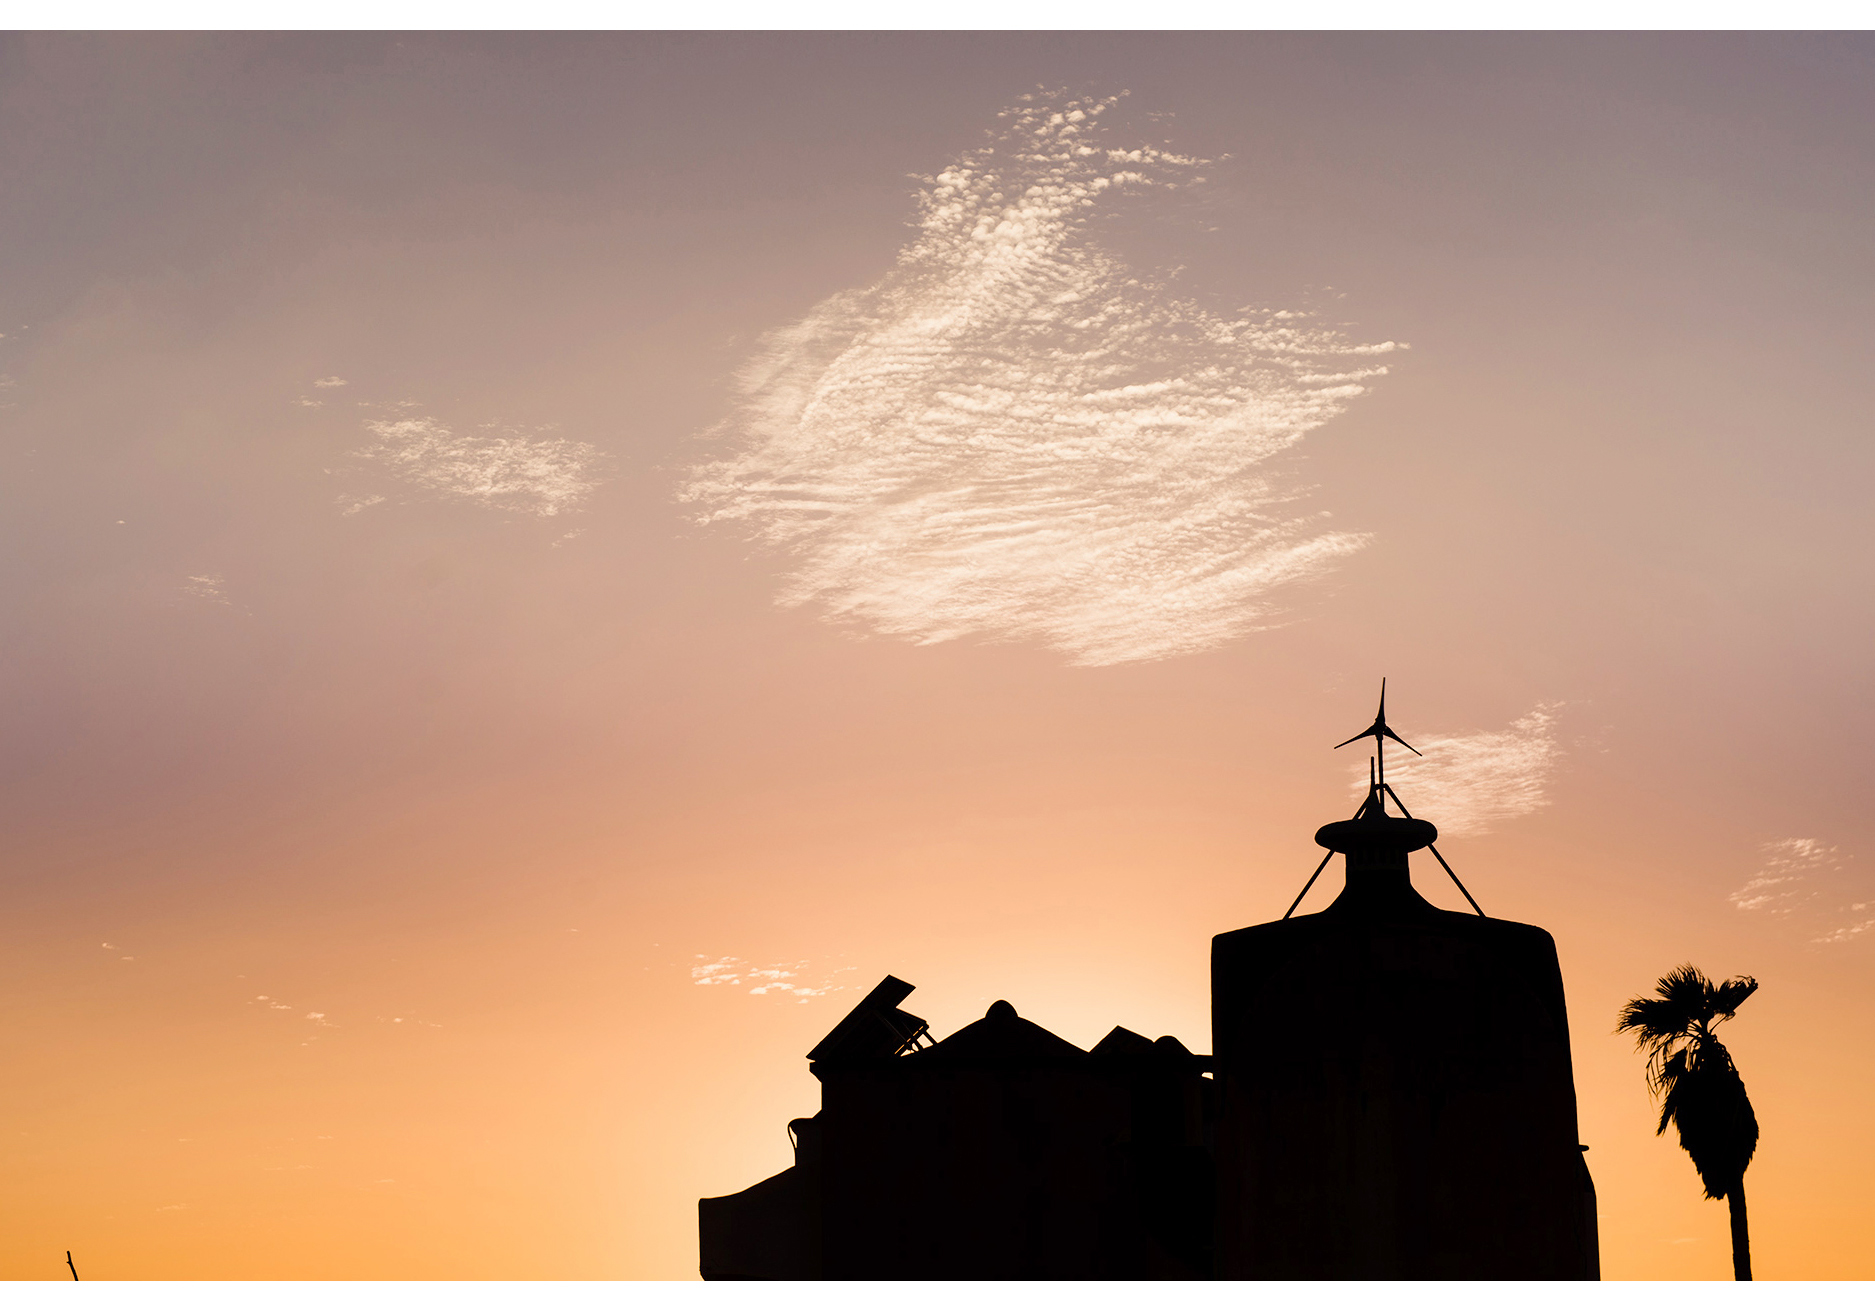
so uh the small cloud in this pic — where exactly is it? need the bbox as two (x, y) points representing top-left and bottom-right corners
(1815, 918), (1875, 944)
(337, 492), (386, 516)
(691, 955), (843, 1000)
(746, 965), (803, 996)
(182, 574), (229, 605)
(102, 942), (116, 949)
(351, 415), (602, 517)
(691, 956), (745, 985)
(314, 377), (349, 388)
(1731, 838), (1836, 914)
(1359, 704), (1563, 838)
(1727, 839), (1871, 943)
(1729, 877), (1801, 912)
(156, 1203), (191, 1212)
(296, 397), (323, 408)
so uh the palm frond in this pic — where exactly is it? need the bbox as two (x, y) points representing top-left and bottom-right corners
(1616, 963), (1713, 1044)
(1658, 963), (1715, 1020)
(1710, 976), (1759, 1020)
(1617, 995), (1695, 1046)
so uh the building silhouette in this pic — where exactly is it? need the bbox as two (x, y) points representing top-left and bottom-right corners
(699, 692), (1600, 1279)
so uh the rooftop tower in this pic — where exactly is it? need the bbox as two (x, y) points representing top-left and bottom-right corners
(1210, 684), (1599, 1277)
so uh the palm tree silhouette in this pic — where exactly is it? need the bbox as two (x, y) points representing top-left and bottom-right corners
(1616, 964), (1761, 1280)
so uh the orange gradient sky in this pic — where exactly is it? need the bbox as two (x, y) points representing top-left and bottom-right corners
(3, 33), (1873, 1280)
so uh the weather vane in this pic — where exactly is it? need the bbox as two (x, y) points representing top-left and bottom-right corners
(1333, 677), (1421, 806)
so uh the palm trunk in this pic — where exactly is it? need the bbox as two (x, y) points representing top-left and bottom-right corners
(1728, 1180), (1752, 1280)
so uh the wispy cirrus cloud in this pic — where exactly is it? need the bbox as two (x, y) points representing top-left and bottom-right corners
(306, 381), (604, 519)
(1813, 907), (1873, 944)
(684, 90), (1400, 667)
(1360, 704), (1564, 838)
(295, 377), (348, 408)
(1729, 838), (1836, 914)
(182, 573), (230, 605)
(691, 955), (850, 1002)
(251, 993), (337, 1043)
(1728, 839), (1870, 944)
(352, 416), (601, 517)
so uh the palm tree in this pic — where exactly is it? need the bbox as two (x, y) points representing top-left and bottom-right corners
(1616, 964), (1761, 1280)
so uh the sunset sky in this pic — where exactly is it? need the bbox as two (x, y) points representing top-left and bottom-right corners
(3, 33), (1873, 1280)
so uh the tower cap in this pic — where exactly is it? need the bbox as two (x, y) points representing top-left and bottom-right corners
(1315, 813), (1437, 854)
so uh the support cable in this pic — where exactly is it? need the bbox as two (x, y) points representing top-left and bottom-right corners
(1426, 844), (1486, 917)
(1382, 784), (1486, 917)
(1282, 793), (1369, 920)
(1281, 850), (1335, 921)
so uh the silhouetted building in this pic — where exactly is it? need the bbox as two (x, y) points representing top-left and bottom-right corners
(1213, 788), (1599, 1277)
(700, 693), (1599, 1279)
(699, 978), (1212, 1279)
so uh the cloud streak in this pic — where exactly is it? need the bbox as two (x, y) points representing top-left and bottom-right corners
(691, 955), (848, 1002)
(1813, 909), (1873, 945)
(684, 91), (1399, 666)
(1361, 704), (1564, 838)
(1728, 839), (1870, 943)
(1729, 838), (1836, 914)
(182, 574), (230, 605)
(352, 416), (601, 517)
